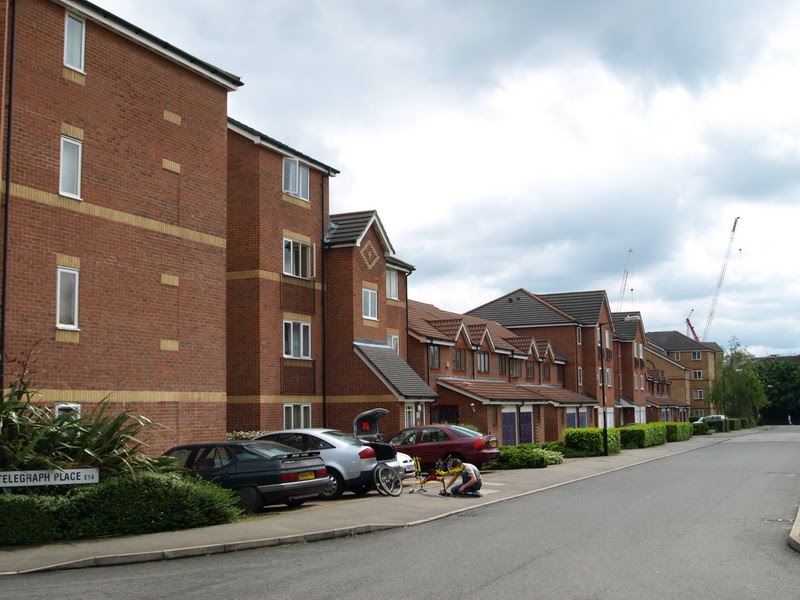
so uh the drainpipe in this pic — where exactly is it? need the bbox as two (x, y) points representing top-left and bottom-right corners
(320, 172), (327, 426)
(0, 0), (17, 393)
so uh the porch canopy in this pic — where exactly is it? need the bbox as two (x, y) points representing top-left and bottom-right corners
(519, 384), (599, 408)
(353, 341), (438, 402)
(436, 378), (539, 404)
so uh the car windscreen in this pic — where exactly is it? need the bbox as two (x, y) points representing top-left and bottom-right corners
(322, 430), (362, 445)
(448, 425), (481, 438)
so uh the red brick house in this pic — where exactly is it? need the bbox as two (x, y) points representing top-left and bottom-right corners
(409, 299), (596, 444)
(611, 311), (648, 425)
(0, 0), (241, 453)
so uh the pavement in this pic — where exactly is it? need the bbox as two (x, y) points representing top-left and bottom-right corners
(2, 427), (798, 575)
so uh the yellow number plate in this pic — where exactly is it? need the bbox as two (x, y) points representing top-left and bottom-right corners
(298, 471), (315, 480)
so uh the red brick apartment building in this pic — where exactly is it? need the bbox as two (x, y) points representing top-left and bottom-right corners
(225, 121), (435, 437)
(408, 299), (598, 444)
(0, 0), (241, 452)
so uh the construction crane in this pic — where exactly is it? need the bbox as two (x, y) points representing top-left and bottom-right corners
(702, 217), (740, 341)
(685, 310), (700, 342)
(616, 249), (633, 311)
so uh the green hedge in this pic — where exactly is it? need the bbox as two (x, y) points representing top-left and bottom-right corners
(692, 421), (711, 435)
(707, 420), (726, 433)
(563, 427), (620, 456)
(0, 472), (240, 546)
(664, 422), (693, 442)
(618, 423), (667, 448)
(489, 444), (564, 469)
(728, 418), (742, 431)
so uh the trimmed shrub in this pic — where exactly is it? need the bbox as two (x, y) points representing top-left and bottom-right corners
(490, 444), (564, 469)
(707, 420), (726, 433)
(728, 419), (742, 431)
(0, 473), (240, 546)
(618, 423), (666, 448)
(563, 427), (621, 456)
(664, 422), (693, 442)
(692, 421), (710, 435)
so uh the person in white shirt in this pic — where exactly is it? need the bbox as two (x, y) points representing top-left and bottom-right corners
(445, 458), (482, 496)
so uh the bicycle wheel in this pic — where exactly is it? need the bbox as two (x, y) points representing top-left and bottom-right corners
(374, 464), (403, 497)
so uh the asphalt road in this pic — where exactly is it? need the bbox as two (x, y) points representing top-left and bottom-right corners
(2, 429), (797, 600)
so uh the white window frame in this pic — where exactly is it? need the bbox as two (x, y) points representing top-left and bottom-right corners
(404, 403), (417, 428)
(55, 402), (81, 419)
(692, 370), (703, 380)
(597, 326), (602, 346)
(64, 12), (85, 72)
(284, 403), (311, 428)
(577, 366), (583, 386)
(576, 328), (582, 345)
(386, 269), (399, 300)
(674, 352), (681, 361)
(283, 320), (311, 359)
(56, 267), (79, 330)
(606, 367), (612, 387)
(282, 157), (310, 201)
(283, 238), (315, 279)
(692, 350), (702, 360)
(605, 330), (611, 348)
(388, 334), (400, 354)
(598, 367), (603, 386)
(362, 288), (377, 320)
(693, 389), (704, 400)
(60, 136), (82, 199)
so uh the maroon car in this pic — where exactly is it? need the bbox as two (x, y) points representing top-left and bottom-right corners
(387, 424), (499, 469)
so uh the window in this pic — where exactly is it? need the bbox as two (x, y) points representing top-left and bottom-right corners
(453, 348), (466, 372)
(282, 158), (310, 200)
(597, 326), (602, 346)
(55, 402), (81, 419)
(57, 267), (79, 329)
(526, 361), (535, 379)
(284, 403), (311, 428)
(386, 269), (399, 300)
(673, 352), (681, 361)
(64, 13), (85, 72)
(510, 359), (520, 378)
(542, 363), (550, 380)
(577, 366), (583, 386)
(60, 137), (82, 199)
(640, 344), (645, 360)
(477, 351), (489, 373)
(693, 389), (704, 400)
(692, 351), (702, 360)
(692, 370), (703, 380)
(429, 346), (440, 369)
(577, 328), (582, 345)
(598, 367), (603, 385)
(283, 320), (311, 359)
(605, 330), (611, 348)
(404, 403), (417, 428)
(387, 334), (399, 354)
(362, 288), (377, 320)
(499, 355), (507, 375)
(283, 238), (314, 279)
(566, 407), (588, 428)
(606, 367), (612, 387)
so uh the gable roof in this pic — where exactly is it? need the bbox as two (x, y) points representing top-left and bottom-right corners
(227, 118), (339, 175)
(646, 331), (722, 353)
(353, 342), (437, 401)
(65, 0), (242, 90)
(536, 290), (609, 326)
(467, 289), (577, 328)
(325, 210), (395, 254)
(612, 311), (644, 341)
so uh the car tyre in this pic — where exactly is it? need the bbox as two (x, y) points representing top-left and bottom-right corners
(321, 469), (345, 500)
(351, 483), (371, 495)
(286, 498), (305, 508)
(236, 487), (262, 514)
(443, 454), (463, 471)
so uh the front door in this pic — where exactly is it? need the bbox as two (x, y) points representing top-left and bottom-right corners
(502, 411), (517, 446)
(519, 410), (533, 443)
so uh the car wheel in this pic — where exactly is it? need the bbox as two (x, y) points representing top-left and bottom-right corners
(374, 464), (403, 497)
(286, 498), (305, 508)
(443, 454), (463, 471)
(352, 483), (371, 495)
(320, 469), (345, 500)
(236, 487), (262, 514)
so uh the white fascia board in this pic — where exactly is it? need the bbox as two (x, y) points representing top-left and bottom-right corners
(227, 122), (333, 175)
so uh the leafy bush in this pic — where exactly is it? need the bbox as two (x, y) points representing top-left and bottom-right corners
(227, 430), (265, 440)
(707, 420), (726, 433)
(692, 421), (710, 435)
(728, 418), (742, 431)
(0, 473), (240, 546)
(489, 444), (564, 469)
(536, 441), (590, 458)
(664, 422), (693, 442)
(617, 423), (666, 448)
(563, 427), (620, 456)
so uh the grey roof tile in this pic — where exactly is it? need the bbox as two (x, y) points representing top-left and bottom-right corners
(354, 342), (437, 400)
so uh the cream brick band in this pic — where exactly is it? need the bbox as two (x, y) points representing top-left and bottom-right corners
(362, 280), (378, 290)
(163, 110), (182, 126)
(63, 68), (85, 85)
(162, 159), (181, 174)
(282, 194), (310, 209)
(283, 311), (312, 322)
(161, 274), (179, 286)
(61, 123), (85, 141)
(28, 389), (226, 404)
(55, 330), (80, 343)
(160, 339), (179, 351)
(56, 254), (80, 268)
(227, 269), (324, 290)
(226, 394), (403, 405)
(283, 230), (312, 243)
(5, 182), (226, 248)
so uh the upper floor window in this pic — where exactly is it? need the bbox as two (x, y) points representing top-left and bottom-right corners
(639, 343), (645, 360)
(693, 389), (704, 400)
(606, 367), (612, 387)
(605, 330), (611, 348)
(60, 137), (82, 199)
(577, 366), (583, 386)
(477, 351), (489, 373)
(499, 355), (507, 375)
(429, 346), (440, 369)
(597, 326), (602, 346)
(386, 269), (399, 300)
(673, 352), (681, 361)
(362, 288), (377, 320)
(453, 348), (466, 372)
(598, 367), (604, 386)
(692, 350), (702, 360)
(283, 238), (314, 279)
(692, 370), (703, 380)
(64, 13), (85, 72)
(387, 334), (399, 354)
(526, 361), (535, 379)
(542, 363), (550, 380)
(510, 359), (520, 378)
(57, 267), (79, 330)
(283, 158), (309, 201)
(283, 320), (311, 359)
(577, 328), (582, 345)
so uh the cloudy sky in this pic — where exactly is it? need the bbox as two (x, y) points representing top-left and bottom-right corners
(104, 0), (800, 356)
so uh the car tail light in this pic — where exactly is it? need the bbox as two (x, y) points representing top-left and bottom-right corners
(281, 472), (298, 483)
(315, 468), (327, 478)
(358, 446), (376, 459)
(473, 438), (486, 450)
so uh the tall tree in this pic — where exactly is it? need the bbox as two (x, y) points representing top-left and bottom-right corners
(707, 338), (768, 424)
(754, 357), (800, 424)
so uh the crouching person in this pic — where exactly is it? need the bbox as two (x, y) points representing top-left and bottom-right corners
(446, 458), (482, 496)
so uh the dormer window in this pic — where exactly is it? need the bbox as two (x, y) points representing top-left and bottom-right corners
(283, 158), (309, 201)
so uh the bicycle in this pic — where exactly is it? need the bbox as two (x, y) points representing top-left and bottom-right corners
(373, 462), (403, 496)
(408, 457), (463, 495)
